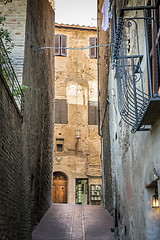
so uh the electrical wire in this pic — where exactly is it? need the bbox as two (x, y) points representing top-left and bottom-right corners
(32, 43), (114, 51)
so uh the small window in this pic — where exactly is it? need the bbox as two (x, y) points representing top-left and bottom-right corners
(56, 138), (64, 152)
(89, 37), (97, 58)
(57, 144), (63, 152)
(55, 34), (67, 56)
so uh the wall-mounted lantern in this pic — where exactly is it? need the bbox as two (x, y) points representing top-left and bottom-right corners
(152, 190), (159, 208)
(75, 130), (81, 139)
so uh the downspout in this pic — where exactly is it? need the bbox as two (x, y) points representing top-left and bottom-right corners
(97, 0), (102, 138)
(97, 0), (105, 208)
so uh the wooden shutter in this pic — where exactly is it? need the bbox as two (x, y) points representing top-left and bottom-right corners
(61, 35), (67, 56)
(89, 37), (97, 58)
(60, 99), (68, 123)
(146, 1), (160, 93)
(55, 99), (61, 123)
(55, 99), (68, 124)
(111, 5), (117, 42)
(88, 101), (98, 125)
(55, 34), (61, 56)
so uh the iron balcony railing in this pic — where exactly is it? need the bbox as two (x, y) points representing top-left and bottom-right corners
(0, 37), (24, 120)
(111, 5), (160, 133)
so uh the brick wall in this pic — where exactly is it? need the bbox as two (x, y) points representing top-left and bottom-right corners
(0, 73), (31, 239)
(0, 0), (55, 238)
(23, 0), (55, 230)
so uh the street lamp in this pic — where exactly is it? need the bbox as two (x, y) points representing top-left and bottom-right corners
(152, 190), (159, 208)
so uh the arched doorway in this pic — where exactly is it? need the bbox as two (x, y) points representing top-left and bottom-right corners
(52, 172), (68, 203)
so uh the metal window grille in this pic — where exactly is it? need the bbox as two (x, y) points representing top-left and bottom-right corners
(0, 37), (24, 119)
(111, 4), (160, 133)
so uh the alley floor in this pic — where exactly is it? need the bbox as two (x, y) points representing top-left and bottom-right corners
(32, 204), (114, 240)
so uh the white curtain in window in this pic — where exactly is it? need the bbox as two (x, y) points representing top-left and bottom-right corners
(102, 0), (109, 31)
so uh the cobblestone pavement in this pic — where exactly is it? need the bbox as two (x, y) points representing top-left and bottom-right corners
(32, 204), (114, 240)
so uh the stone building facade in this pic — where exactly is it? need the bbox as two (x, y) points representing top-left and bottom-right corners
(0, 0), (55, 239)
(98, 0), (160, 239)
(53, 24), (102, 205)
(97, 0), (113, 214)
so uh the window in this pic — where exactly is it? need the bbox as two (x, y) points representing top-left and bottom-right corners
(88, 101), (98, 125)
(55, 34), (67, 56)
(146, 1), (160, 94)
(90, 185), (102, 202)
(89, 37), (97, 58)
(57, 144), (63, 152)
(55, 99), (68, 124)
(56, 138), (64, 152)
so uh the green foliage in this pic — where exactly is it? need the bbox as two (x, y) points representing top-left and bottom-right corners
(13, 85), (30, 96)
(0, 16), (14, 54)
(3, 0), (12, 4)
(13, 85), (40, 97)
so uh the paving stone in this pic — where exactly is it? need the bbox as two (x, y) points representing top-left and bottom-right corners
(32, 204), (114, 240)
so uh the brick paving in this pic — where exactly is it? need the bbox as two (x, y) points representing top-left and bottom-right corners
(32, 204), (114, 240)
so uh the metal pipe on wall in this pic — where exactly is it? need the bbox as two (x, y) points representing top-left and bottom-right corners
(97, 0), (103, 137)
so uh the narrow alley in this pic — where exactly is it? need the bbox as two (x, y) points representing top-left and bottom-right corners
(32, 204), (114, 240)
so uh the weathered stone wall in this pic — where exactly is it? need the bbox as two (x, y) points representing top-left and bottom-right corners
(54, 24), (102, 204)
(98, 0), (113, 214)
(0, 0), (55, 238)
(99, 0), (160, 239)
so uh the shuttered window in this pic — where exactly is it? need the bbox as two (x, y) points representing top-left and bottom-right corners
(89, 37), (97, 58)
(55, 34), (61, 55)
(88, 101), (98, 125)
(55, 34), (67, 56)
(55, 99), (68, 124)
(146, 1), (160, 94)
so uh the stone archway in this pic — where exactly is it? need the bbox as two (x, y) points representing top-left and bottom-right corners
(52, 172), (68, 203)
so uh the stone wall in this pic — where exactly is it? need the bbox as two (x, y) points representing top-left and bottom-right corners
(98, 0), (113, 214)
(0, 0), (55, 238)
(99, 0), (160, 239)
(54, 24), (102, 204)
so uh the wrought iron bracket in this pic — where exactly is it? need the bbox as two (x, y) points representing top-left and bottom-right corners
(111, 4), (160, 133)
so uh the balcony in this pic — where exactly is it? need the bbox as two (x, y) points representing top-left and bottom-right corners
(0, 37), (24, 120)
(111, 3), (160, 133)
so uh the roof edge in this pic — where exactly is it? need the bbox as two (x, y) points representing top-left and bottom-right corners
(55, 23), (97, 31)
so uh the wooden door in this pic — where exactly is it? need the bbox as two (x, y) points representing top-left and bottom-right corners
(53, 172), (67, 203)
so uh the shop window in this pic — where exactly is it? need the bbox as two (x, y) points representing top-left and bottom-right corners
(90, 185), (102, 205)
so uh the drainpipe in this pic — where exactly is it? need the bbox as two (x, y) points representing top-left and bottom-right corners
(97, 0), (105, 208)
(97, 0), (103, 138)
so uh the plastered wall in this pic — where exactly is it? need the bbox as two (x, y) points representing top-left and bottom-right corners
(99, 0), (160, 239)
